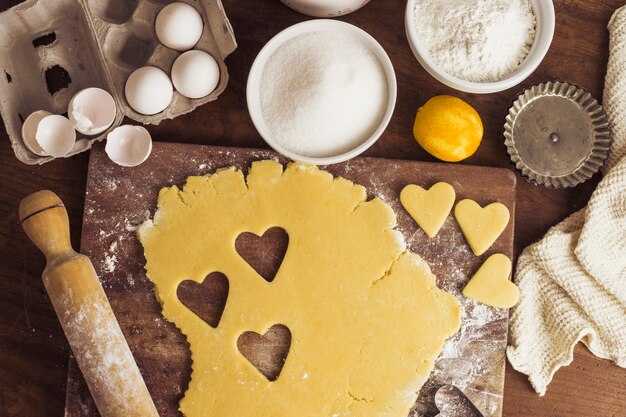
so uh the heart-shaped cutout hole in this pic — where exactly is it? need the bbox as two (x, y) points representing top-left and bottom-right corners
(434, 385), (484, 417)
(236, 227), (289, 282)
(462, 254), (519, 309)
(237, 324), (291, 381)
(177, 272), (229, 328)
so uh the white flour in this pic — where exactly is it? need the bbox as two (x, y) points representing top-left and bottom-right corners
(414, 0), (536, 82)
(103, 254), (117, 273)
(260, 31), (388, 158)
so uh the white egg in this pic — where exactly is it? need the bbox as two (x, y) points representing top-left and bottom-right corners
(155, 2), (204, 51)
(125, 66), (173, 115)
(35, 114), (76, 157)
(171, 50), (220, 99)
(22, 110), (52, 156)
(68, 87), (117, 135)
(105, 125), (153, 167)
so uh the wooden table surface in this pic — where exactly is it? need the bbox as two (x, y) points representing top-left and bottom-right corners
(0, 0), (624, 416)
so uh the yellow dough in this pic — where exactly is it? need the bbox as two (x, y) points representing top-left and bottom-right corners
(454, 199), (510, 255)
(462, 254), (519, 308)
(138, 161), (461, 417)
(400, 182), (456, 238)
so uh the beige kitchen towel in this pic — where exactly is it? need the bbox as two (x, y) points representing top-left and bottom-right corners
(506, 6), (626, 396)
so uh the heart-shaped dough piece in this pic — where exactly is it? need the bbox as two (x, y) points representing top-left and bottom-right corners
(462, 254), (519, 308)
(454, 199), (510, 255)
(400, 182), (456, 238)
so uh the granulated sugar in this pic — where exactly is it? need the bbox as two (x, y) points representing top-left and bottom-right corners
(414, 0), (536, 82)
(260, 31), (388, 158)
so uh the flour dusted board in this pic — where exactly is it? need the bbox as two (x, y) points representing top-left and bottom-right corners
(66, 142), (516, 417)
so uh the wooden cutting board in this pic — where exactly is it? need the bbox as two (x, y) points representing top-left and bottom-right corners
(65, 142), (516, 417)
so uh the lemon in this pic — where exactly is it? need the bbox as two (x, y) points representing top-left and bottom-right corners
(413, 95), (483, 162)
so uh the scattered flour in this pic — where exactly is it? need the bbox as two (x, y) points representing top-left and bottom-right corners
(124, 218), (139, 232)
(103, 240), (119, 274)
(103, 179), (118, 191)
(103, 254), (117, 273)
(414, 0), (536, 82)
(126, 273), (135, 287)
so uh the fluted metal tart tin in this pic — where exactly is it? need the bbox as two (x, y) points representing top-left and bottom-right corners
(504, 81), (611, 187)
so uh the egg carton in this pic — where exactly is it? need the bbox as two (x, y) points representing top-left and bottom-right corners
(0, 0), (237, 165)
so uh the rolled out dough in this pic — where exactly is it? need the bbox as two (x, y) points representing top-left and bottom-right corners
(138, 161), (461, 417)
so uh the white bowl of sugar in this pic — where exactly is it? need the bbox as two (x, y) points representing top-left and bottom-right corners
(405, 0), (555, 94)
(247, 20), (397, 165)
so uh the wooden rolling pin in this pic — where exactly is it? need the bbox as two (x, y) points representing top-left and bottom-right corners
(20, 190), (159, 417)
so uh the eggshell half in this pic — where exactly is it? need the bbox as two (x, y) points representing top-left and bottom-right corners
(22, 110), (52, 156)
(68, 87), (117, 135)
(105, 125), (153, 167)
(35, 114), (76, 157)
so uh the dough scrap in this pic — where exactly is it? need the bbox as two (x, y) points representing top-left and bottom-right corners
(463, 254), (519, 308)
(138, 161), (461, 417)
(400, 182), (456, 238)
(454, 199), (510, 255)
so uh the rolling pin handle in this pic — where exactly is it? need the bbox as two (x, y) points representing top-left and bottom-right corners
(20, 190), (75, 261)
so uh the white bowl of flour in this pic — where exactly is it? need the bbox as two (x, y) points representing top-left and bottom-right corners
(405, 0), (555, 94)
(247, 20), (397, 165)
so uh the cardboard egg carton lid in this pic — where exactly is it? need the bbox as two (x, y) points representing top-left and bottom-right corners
(0, 0), (237, 165)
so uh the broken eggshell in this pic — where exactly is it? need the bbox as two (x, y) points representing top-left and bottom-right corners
(125, 66), (174, 116)
(22, 110), (52, 156)
(35, 114), (76, 157)
(105, 125), (153, 167)
(68, 87), (117, 135)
